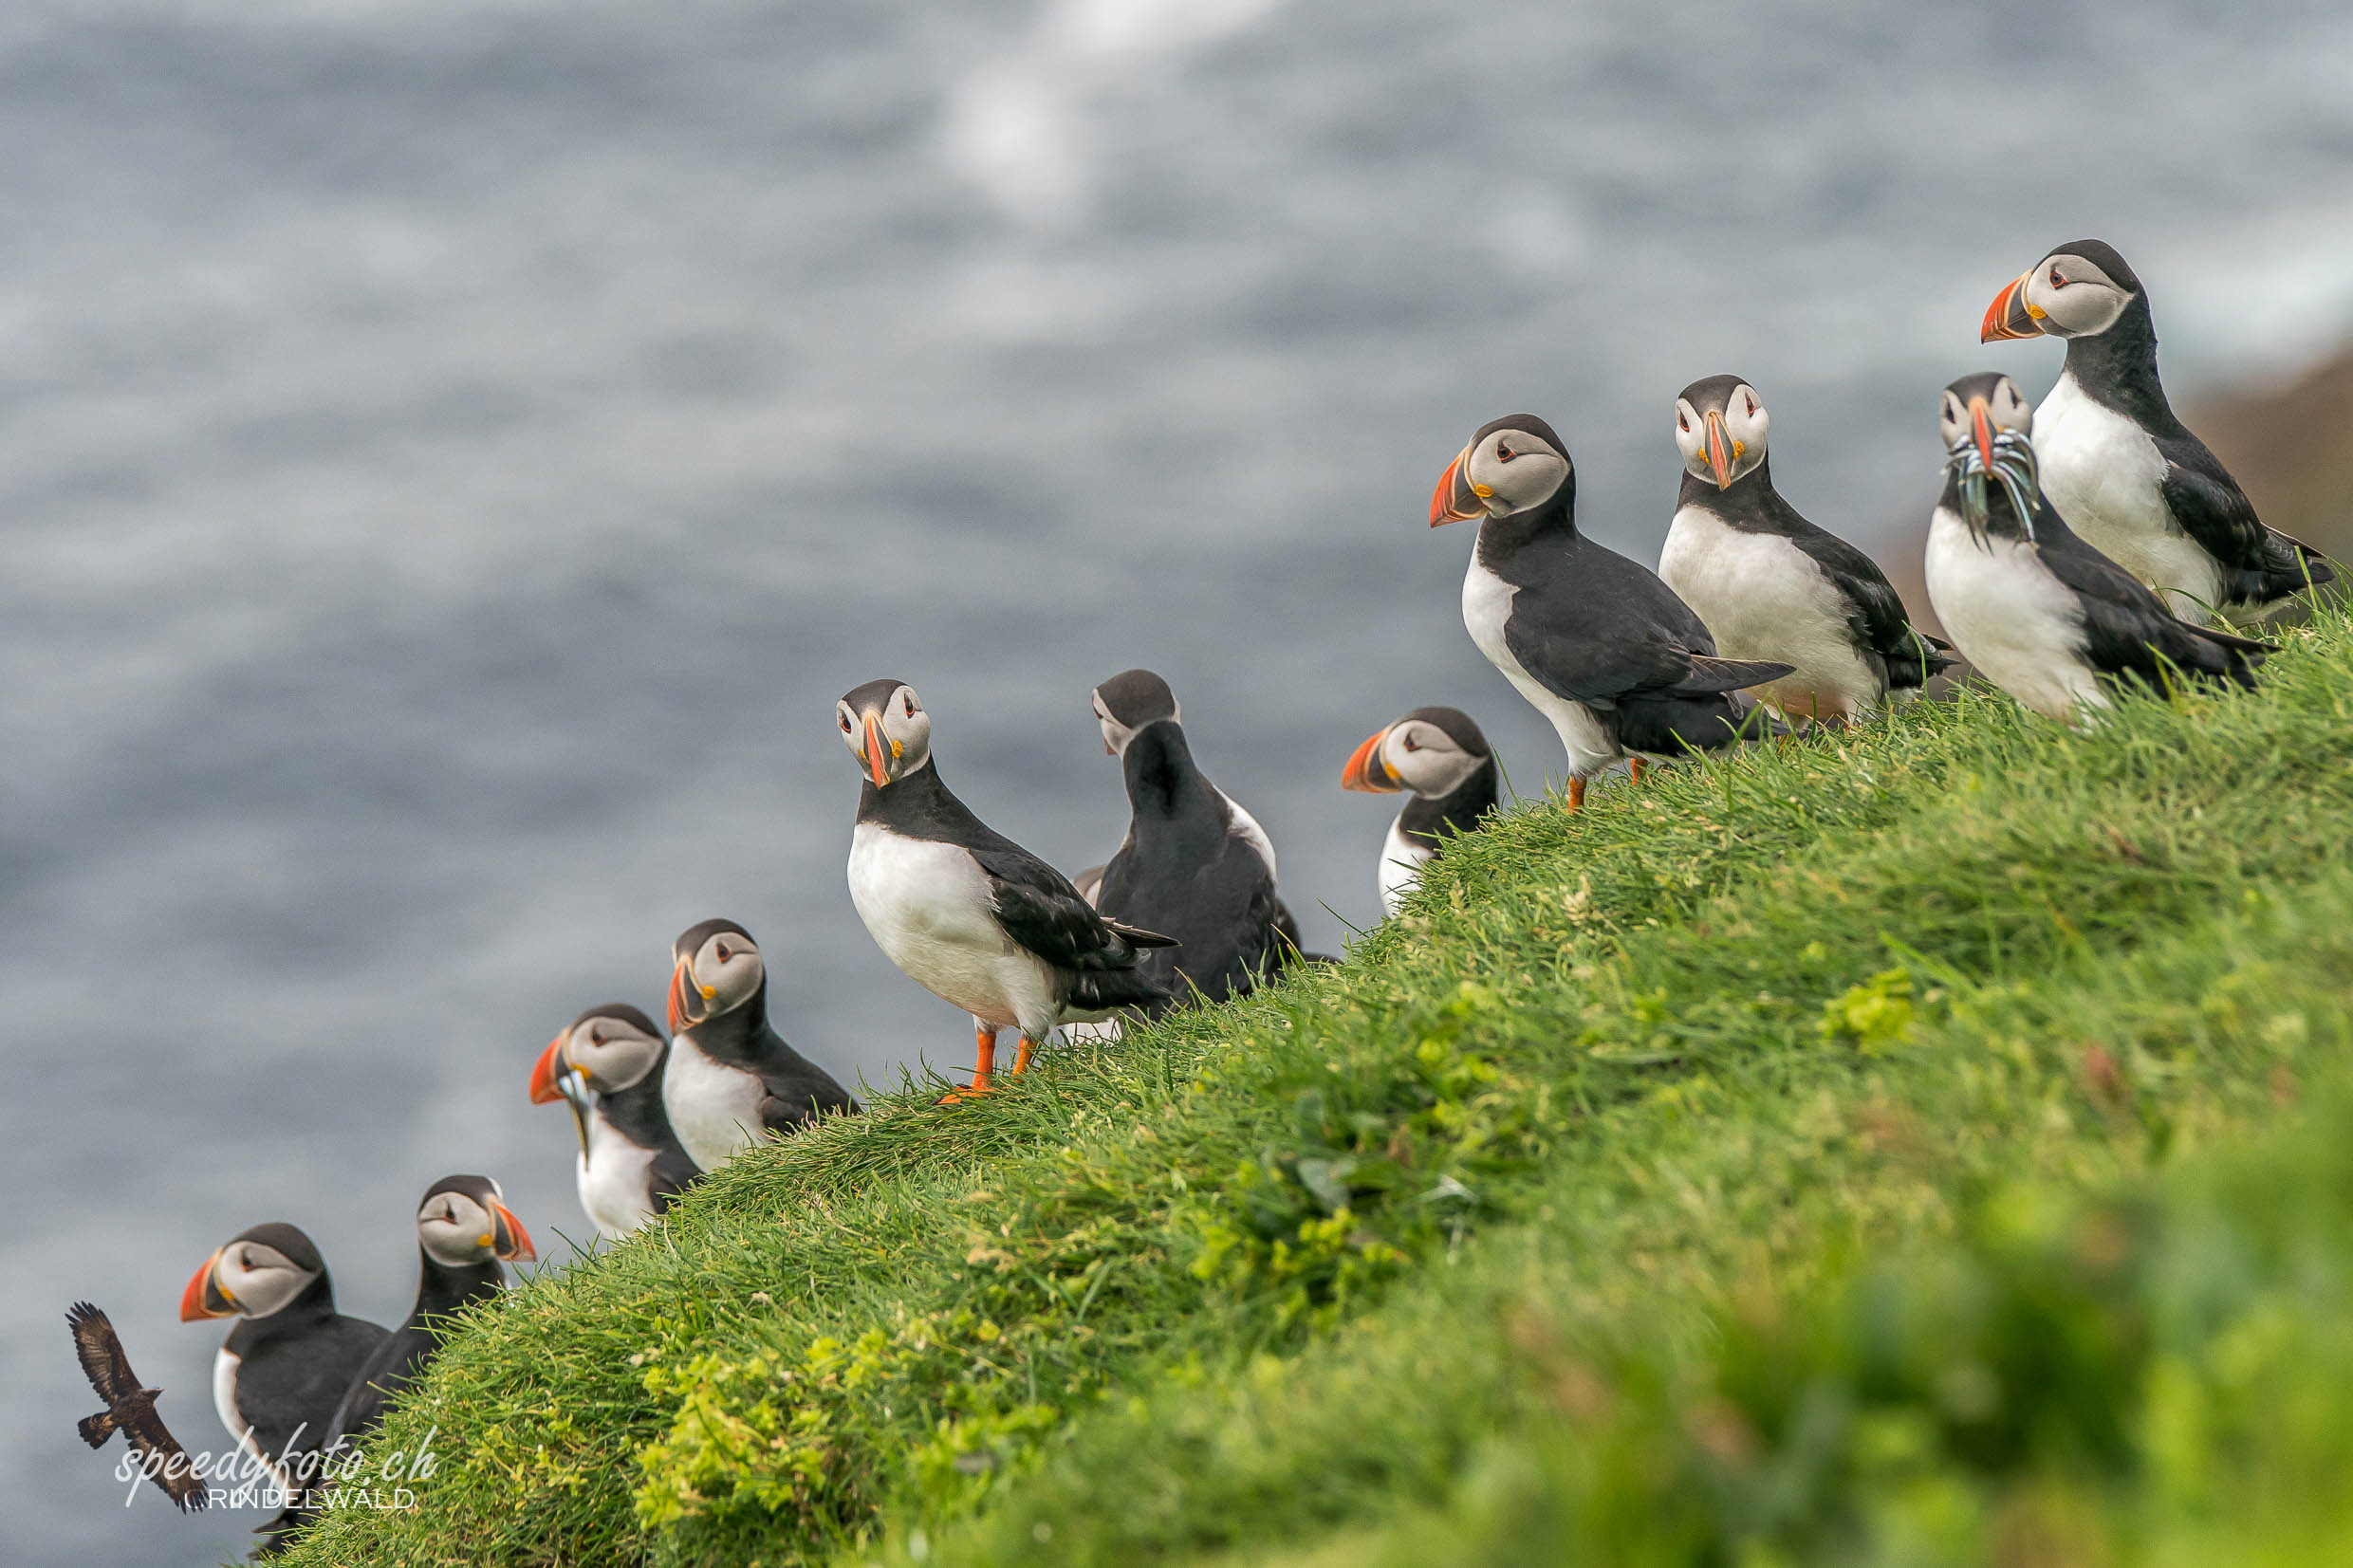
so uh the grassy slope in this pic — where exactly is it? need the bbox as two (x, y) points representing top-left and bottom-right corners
(284, 607), (2353, 1567)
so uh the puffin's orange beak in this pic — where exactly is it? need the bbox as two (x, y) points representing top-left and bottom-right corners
(862, 713), (890, 787)
(491, 1203), (535, 1264)
(1969, 397), (1996, 472)
(528, 1034), (567, 1104)
(1981, 269), (2042, 341)
(1342, 726), (1401, 793)
(1703, 409), (1735, 490)
(1429, 446), (1484, 526)
(667, 956), (692, 1033)
(180, 1251), (233, 1321)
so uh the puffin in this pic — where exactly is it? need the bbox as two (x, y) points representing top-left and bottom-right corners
(1923, 372), (2270, 726)
(661, 919), (861, 1173)
(1982, 239), (2333, 619)
(1429, 414), (1793, 807)
(528, 1003), (701, 1237)
(1339, 706), (1500, 915)
(322, 1174), (533, 1450)
(1086, 668), (1300, 1009)
(839, 677), (1176, 1098)
(179, 1223), (386, 1545)
(1658, 376), (1955, 724)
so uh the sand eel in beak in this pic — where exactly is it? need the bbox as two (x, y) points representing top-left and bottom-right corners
(1658, 376), (1954, 727)
(1981, 239), (2333, 621)
(1084, 668), (1305, 1015)
(658, 920), (861, 1173)
(1923, 372), (2271, 726)
(529, 1002), (701, 1237)
(179, 1223), (387, 1552)
(840, 677), (1176, 1099)
(1431, 414), (1793, 808)
(321, 1175), (534, 1455)
(1341, 706), (1499, 915)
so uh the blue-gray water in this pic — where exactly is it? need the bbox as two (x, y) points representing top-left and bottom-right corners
(5, 2), (2350, 1559)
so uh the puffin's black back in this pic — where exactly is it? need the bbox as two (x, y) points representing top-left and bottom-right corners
(1094, 720), (1287, 1010)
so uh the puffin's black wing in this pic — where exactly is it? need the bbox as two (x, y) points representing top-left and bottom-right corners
(2154, 442), (2335, 602)
(1501, 539), (1790, 707)
(2035, 526), (2272, 689)
(972, 844), (1177, 972)
(1784, 527), (1956, 687)
(648, 1146), (702, 1211)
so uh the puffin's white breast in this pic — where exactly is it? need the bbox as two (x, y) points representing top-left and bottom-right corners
(1659, 507), (1881, 721)
(1923, 507), (2105, 725)
(2034, 372), (2219, 618)
(661, 1038), (768, 1172)
(1377, 815), (1434, 917)
(847, 821), (1061, 1033)
(213, 1346), (247, 1449)
(579, 1116), (661, 1238)
(1461, 552), (1617, 776)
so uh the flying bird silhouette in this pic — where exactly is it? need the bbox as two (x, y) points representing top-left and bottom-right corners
(68, 1301), (208, 1512)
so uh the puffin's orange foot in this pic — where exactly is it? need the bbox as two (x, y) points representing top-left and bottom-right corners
(940, 1026), (1000, 1105)
(1629, 756), (1650, 785)
(1566, 777), (1587, 812)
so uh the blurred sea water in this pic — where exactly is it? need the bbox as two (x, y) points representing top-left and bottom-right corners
(4, 2), (2350, 1559)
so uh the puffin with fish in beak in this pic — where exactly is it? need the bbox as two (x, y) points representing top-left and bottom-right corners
(1922, 371), (2270, 726)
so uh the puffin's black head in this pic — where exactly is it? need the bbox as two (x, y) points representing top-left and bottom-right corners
(1342, 705), (1492, 800)
(1429, 415), (1573, 526)
(179, 1222), (327, 1323)
(1939, 373), (2041, 543)
(530, 1001), (666, 1116)
(417, 1174), (534, 1268)
(667, 918), (763, 1034)
(1673, 376), (1769, 491)
(1982, 239), (2142, 343)
(837, 678), (932, 790)
(1091, 669), (1178, 757)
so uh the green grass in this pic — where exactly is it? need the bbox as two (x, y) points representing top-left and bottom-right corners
(282, 605), (2353, 1567)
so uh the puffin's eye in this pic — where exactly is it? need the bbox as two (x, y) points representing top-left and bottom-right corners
(2048, 267), (2065, 287)
(715, 943), (732, 962)
(1677, 412), (1689, 432)
(839, 712), (852, 733)
(1401, 735), (1419, 752)
(1744, 395), (1756, 417)
(903, 693), (917, 717)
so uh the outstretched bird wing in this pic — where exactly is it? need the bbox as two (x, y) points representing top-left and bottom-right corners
(122, 1406), (208, 1512)
(67, 1301), (140, 1409)
(65, 1301), (207, 1512)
